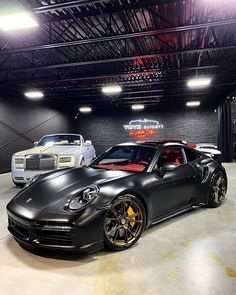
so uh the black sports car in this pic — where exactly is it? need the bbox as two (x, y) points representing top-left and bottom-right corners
(7, 142), (227, 253)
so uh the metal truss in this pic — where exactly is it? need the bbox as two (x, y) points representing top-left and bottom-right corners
(0, 0), (235, 108)
(1, 19), (235, 55)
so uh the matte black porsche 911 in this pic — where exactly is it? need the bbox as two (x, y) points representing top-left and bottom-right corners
(7, 142), (227, 253)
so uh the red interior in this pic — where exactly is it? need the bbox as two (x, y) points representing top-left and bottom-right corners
(158, 149), (183, 166)
(94, 164), (145, 172)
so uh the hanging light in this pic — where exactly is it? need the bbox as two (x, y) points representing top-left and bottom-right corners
(0, 12), (38, 31)
(24, 90), (44, 100)
(186, 101), (201, 107)
(187, 78), (211, 88)
(131, 104), (145, 110)
(79, 106), (92, 113)
(102, 85), (122, 95)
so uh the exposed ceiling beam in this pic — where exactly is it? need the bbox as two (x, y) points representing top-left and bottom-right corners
(3, 65), (219, 84)
(33, 1), (106, 13)
(3, 80), (234, 91)
(48, 89), (165, 95)
(32, 0), (177, 14)
(31, 0), (199, 24)
(46, 92), (204, 100)
(2, 46), (235, 73)
(1, 19), (235, 55)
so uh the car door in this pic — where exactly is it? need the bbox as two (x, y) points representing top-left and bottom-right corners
(150, 147), (197, 219)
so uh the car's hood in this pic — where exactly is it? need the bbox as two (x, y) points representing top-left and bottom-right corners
(12, 167), (134, 214)
(13, 145), (82, 156)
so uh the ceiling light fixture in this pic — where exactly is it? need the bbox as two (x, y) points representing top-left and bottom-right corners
(0, 12), (38, 31)
(24, 90), (44, 100)
(79, 106), (92, 113)
(102, 85), (122, 95)
(186, 101), (201, 107)
(132, 104), (145, 110)
(187, 78), (211, 88)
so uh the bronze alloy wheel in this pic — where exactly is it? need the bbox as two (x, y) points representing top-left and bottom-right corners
(104, 195), (145, 250)
(208, 171), (227, 207)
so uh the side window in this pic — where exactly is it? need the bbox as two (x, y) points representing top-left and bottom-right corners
(184, 148), (201, 162)
(157, 147), (184, 168)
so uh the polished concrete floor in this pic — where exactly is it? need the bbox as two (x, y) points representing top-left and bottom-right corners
(0, 165), (236, 295)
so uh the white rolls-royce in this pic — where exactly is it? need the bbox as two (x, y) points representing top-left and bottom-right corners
(11, 133), (96, 186)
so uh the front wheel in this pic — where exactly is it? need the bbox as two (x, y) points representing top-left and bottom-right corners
(104, 195), (146, 251)
(208, 171), (227, 208)
(12, 180), (24, 188)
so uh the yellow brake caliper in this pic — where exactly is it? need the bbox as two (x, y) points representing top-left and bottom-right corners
(127, 204), (135, 227)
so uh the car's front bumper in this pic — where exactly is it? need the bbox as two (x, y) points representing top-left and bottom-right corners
(7, 209), (105, 253)
(11, 168), (52, 184)
(11, 167), (72, 184)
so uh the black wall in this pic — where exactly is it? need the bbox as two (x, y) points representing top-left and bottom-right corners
(0, 97), (73, 173)
(0, 89), (219, 174)
(75, 108), (217, 155)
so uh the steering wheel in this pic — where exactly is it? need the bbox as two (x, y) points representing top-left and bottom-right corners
(138, 161), (149, 167)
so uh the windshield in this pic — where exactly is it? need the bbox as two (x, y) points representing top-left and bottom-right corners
(90, 145), (156, 172)
(37, 135), (81, 147)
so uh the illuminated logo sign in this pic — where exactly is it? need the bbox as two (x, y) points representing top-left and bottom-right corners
(123, 119), (164, 138)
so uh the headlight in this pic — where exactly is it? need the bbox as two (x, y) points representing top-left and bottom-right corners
(15, 158), (24, 165)
(59, 156), (72, 163)
(14, 157), (24, 169)
(24, 174), (40, 188)
(68, 186), (99, 210)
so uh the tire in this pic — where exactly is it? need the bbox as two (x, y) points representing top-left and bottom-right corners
(104, 195), (146, 251)
(208, 171), (227, 208)
(13, 181), (24, 188)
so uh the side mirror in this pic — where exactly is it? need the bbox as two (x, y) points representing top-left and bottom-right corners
(156, 162), (178, 177)
(85, 140), (92, 146)
(34, 141), (38, 147)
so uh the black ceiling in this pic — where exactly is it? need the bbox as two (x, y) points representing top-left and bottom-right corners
(0, 0), (236, 110)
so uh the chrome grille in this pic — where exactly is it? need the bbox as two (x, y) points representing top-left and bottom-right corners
(25, 154), (55, 171)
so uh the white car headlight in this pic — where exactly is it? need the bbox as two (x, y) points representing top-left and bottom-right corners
(68, 186), (99, 210)
(15, 158), (24, 165)
(13, 157), (24, 169)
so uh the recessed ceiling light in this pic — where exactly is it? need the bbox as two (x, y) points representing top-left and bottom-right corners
(0, 12), (38, 31)
(186, 101), (201, 107)
(24, 90), (44, 99)
(131, 104), (145, 110)
(187, 78), (211, 88)
(79, 106), (92, 113)
(102, 85), (122, 95)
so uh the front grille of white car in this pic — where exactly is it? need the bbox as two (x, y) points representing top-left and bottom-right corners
(25, 154), (56, 171)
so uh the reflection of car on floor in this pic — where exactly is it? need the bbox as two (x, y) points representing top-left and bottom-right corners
(11, 133), (96, 186)
(7, 141), (227, 254)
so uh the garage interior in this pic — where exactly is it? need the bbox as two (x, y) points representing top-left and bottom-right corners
(0, 0), (236, 294)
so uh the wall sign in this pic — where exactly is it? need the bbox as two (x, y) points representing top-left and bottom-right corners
(123, 119), (164, 138)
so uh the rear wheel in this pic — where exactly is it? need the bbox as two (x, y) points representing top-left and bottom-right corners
(104, 195), (146, 251)
(208, 171), (227, 208)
